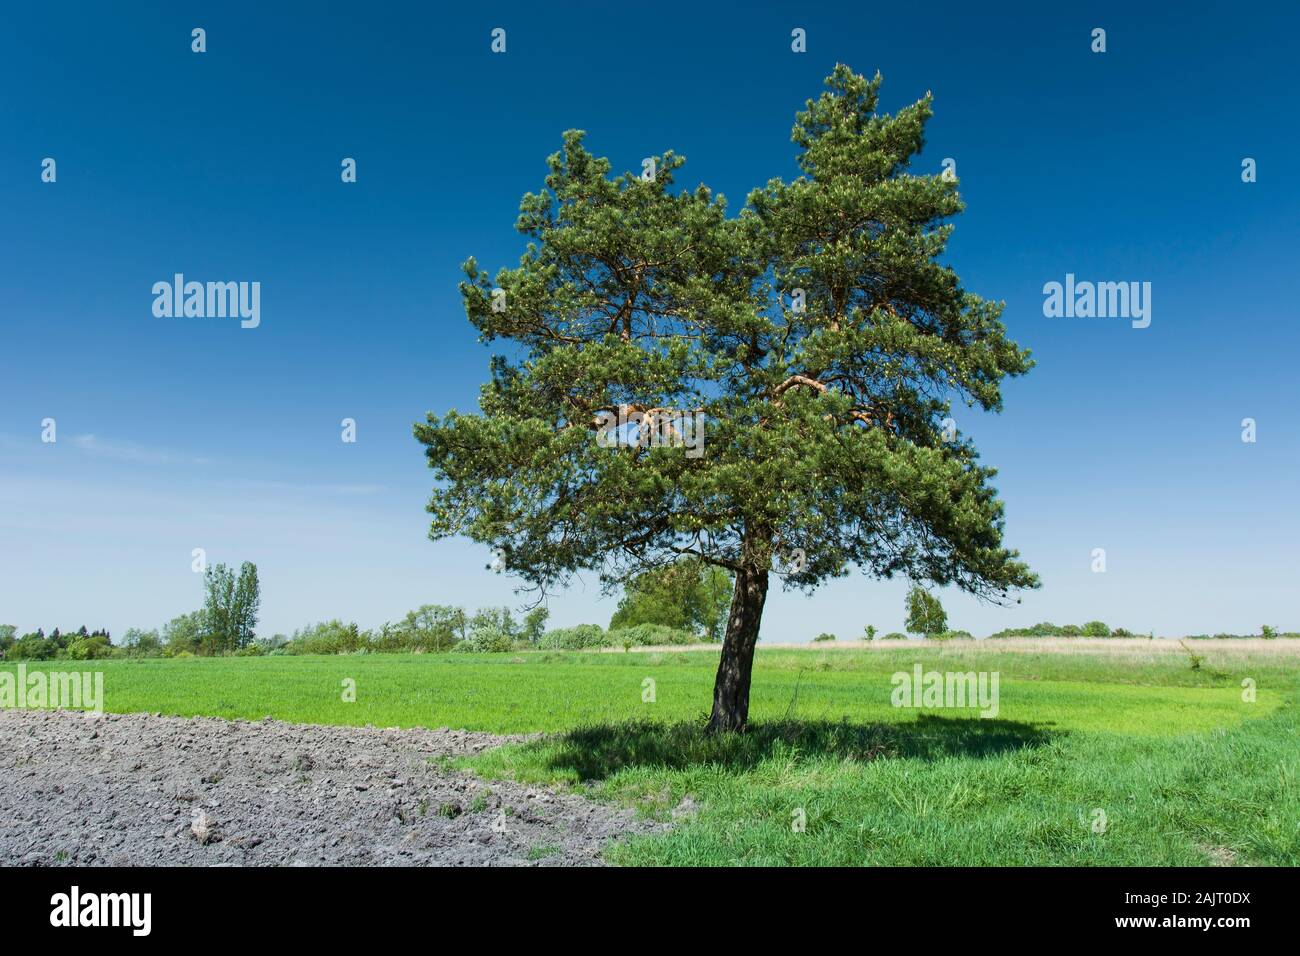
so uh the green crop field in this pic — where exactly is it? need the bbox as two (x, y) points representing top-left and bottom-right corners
(6, 641), (1298, 866)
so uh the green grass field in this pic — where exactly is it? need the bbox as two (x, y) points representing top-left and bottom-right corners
(6, 641), (1298, 865)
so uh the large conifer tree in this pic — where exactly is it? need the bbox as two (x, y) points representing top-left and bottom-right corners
(416, 66), (1037, 732)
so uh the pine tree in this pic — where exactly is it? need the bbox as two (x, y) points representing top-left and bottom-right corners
(416, 66), (1037, 732)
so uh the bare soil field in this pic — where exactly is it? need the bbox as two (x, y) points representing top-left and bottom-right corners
(0, 709), (658, 866)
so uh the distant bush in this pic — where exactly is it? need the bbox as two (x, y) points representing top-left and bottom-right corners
(536, 622), (699, 650)
(539, 624), (610, 650)
(379, 605), (466, 652)
(284, 620), (370, 655)
(882, 632), (909, 641)
(66, 636), (113, 660)
(256, 634), (290, 654)
(988, 622), (1064, 638)
(1179, 641), (1205, 671)
(121, 627), (163, 657)
(162, 611), (208, 656)
(462, 607), (519, 653)
(988, 621), (1132, 639)
(9, 634), (55, 660)
(521, 608), (549, 647)
(813, 632), (836, 642)
(608, 623), (700, 647)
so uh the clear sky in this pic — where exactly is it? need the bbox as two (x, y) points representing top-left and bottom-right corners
(2, 2), (1297, 641)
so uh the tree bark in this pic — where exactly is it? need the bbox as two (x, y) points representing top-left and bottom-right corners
(706, 562), (770, 733)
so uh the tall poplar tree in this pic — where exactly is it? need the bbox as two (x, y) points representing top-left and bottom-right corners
(416, 66), (1037, 732)
(202, 561), (260, 652)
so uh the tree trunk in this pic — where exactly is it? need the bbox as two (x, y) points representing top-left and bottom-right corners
(706, 562), (770, 733)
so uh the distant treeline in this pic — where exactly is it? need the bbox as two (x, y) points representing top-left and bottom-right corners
(3, 615), (1291, 662)
(988, 621), (1134, 638)
(269, 612), (707, 656)
(0, 626), (113, 661)
(984, 621), (1294, 639)
(0, 606), (708, 661)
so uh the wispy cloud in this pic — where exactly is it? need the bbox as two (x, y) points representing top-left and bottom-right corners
(1, 434), (385, 497)
(233, 479), (388, 496)
(70, 434), (215, 467)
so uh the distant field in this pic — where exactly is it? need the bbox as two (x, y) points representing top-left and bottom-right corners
(3, 641), (1292, 733)
(607, 636), (1299, 654)
(5, 641), (1297, 865)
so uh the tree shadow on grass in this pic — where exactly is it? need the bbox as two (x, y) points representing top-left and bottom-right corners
(540, 715), (1057, 782)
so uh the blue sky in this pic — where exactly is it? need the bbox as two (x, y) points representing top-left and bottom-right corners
(2, 2), (1297, 640)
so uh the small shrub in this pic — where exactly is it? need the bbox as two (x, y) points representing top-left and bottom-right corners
(65, 636), (113, 660)
(539, 624), (610, 650)
(813, 632), (836, 643)
(608, 623), (699, 647)
(467, 628), (515, 654)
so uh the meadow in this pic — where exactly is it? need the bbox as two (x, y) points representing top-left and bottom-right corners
(5, 640), (1297, 866)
